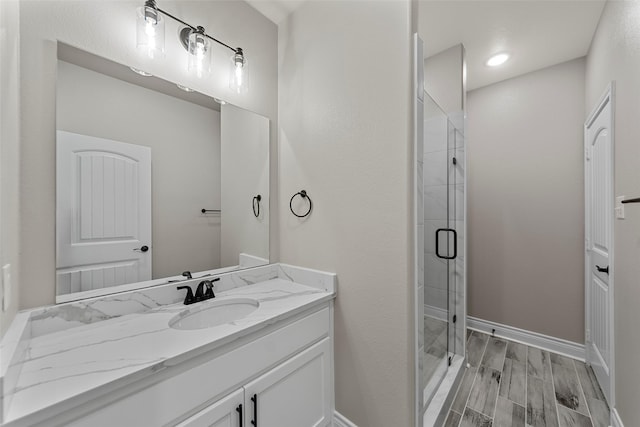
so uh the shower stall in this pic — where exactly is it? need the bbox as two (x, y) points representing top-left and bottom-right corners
(414, 37), (467, 426)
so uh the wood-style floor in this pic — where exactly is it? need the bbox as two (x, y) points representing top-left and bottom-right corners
(444, 330), (610, 427)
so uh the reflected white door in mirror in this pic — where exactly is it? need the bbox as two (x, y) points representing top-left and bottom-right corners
(56, 131), (153, 296)
(54, 43), (270, 304)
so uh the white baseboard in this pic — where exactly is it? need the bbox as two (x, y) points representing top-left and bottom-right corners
(333, 411), (357, 427)
(611, 408), (624, 427)
(467, 316), (586, 361)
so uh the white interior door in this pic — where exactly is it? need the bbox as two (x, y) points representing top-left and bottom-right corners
(584, 86), (614, 404)
(56, 130), (152, 296)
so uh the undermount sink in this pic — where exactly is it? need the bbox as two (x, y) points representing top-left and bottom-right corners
(169, 298), (260, 330)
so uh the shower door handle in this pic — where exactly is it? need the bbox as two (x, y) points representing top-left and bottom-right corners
(435, 228), (457, 260)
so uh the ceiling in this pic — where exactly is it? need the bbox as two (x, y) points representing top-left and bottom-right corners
(245, 0), (307, 24)
(246, 0), (606, 91)
(419, 0), (606, 90)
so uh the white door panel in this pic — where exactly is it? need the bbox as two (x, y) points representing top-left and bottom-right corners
(243, 338), (332, 427)
(57, 130), (152, 295)
(175, 388), (244, 427)
(584, 86), (613, 404)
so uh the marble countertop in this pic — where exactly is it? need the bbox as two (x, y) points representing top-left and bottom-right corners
(4, 279), (334, 425)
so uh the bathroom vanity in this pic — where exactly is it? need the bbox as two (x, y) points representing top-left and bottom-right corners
(0, 264), (336, 427)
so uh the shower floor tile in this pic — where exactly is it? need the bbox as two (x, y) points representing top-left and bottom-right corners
(445, 331), (610, 427)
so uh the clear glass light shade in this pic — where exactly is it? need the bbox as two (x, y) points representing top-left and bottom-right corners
(229, 50), (248, 94)
(188, 30), (212, 78)
(136, 6), (165, 59)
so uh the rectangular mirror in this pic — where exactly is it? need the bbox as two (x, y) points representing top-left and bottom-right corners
(55, 43), (269, 303)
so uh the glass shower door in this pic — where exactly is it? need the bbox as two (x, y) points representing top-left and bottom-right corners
(422, 92), (457, 405)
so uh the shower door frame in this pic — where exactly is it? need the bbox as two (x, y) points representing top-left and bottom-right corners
(413, 34), (467, 427)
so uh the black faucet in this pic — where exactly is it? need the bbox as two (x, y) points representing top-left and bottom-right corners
(177, 285), (195, 305)
(177, 277), (220, 305)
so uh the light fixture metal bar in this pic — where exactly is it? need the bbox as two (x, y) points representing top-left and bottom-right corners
(156, 6), (239, 54)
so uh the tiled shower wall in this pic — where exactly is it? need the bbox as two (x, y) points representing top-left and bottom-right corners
(423, 112), (449, 314)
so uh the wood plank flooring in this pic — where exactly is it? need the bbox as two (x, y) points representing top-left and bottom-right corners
(445, 331), (609, 427)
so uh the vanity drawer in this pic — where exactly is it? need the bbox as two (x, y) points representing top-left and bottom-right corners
(64, 305), (331, 427)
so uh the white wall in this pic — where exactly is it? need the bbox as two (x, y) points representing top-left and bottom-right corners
(586, 2), (640, 424)
(467, 58), (586, 343)
(19, 0), (277, 309)
(0, 0), (20, 336)
(57, 60), (222, 281)
(278, 1), (414, 425)
(221, 104), (269, 266)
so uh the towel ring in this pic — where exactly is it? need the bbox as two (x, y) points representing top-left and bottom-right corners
(290, 190), (312, 218)
(252, 195), (262, 218)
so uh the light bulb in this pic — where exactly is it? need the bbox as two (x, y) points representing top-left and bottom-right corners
(229, 48), (248, 94)
(187, 27), (211, 78)
(235, 62), (243, 87)
(145, 21), (156, 50)
(137, 4), (165, 58)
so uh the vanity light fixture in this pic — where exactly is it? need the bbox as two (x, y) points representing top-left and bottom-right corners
(136, 0), (248, 92)
(129, 66), (153, 77)
(486, 52), (510, 67)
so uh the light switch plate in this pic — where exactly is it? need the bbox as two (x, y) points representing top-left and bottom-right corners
(2, 264), (10, 311)
(616, 196), (626, 220)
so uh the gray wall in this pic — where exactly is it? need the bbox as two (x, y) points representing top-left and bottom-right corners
(57, 60), (223, 280)
(220, 104), (269, 266)
(467, 58), (586, 343)
(586, 1), (640, 424)
(424, 44), (464, 117)
(0, 0), (20, 336)
(19, 0), (277, 310)
(278, 1), (414, 425)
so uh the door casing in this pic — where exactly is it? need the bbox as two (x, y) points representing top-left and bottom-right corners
(584, 82), (615, 410)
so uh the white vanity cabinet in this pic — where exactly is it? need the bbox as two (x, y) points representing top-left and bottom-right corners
(58, 305), (334, 427)
(179, 338), (332, 427)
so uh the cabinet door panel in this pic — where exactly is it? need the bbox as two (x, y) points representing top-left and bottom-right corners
(175, 389), (244, 427)
(244, 338), (331, 427)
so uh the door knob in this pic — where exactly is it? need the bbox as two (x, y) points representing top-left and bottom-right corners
(133, 245), (149, 253)
(596, 265), (609, 274)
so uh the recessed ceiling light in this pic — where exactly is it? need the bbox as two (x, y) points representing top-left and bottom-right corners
(129, 66), (152, 76)
(486, 53), (510, 67)
(176, 84), (194, 92)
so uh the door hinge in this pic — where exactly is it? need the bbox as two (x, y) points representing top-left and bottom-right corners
(448, 356), (452, 366)
(586, 329), (591, 342)
(452, 157), (457, 165)
(453, 315), (457, 323)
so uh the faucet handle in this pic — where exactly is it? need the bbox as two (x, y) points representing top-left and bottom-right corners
(203, 277), (220, 298)
(177, 286), (195, 305)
